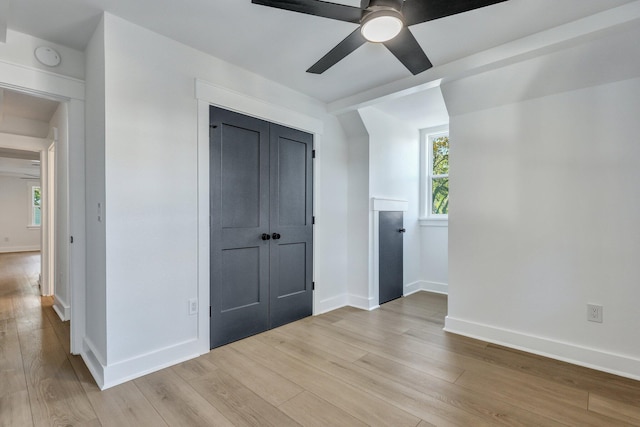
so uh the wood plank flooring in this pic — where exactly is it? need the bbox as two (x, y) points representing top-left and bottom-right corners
(2, 251), (640, 426)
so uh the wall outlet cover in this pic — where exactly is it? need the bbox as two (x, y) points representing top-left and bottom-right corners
(188, 298), (198, 316)
(587, 304), (603, 323)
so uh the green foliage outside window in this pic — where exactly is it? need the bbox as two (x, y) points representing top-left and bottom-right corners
(431, 136), (449, 215)
(32, 186), (41, 226)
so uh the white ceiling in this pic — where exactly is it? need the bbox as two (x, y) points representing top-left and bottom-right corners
(0, 89), (56, 178)
(4, 0), (636, 104)
(0, 88), (59, 138)
(0, 149), (40, 179)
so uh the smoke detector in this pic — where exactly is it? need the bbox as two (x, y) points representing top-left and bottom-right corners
(34, 46), (61, 67)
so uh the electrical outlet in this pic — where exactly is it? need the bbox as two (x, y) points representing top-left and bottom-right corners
(587, 304), (603, 323)
(188, 298), (198, 316)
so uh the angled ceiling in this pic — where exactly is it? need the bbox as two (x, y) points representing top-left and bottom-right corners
(0, 88), (59, 138)
(4, 0), (637, 104)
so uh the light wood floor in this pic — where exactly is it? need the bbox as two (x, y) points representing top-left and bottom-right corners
(2, 252), (640, 426)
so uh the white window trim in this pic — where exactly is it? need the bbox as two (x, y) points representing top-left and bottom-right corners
(27, 182), (41, 228)
(419, 125), (449, 227)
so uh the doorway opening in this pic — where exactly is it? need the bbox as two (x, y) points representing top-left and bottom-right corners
(0, 86), (71, 342)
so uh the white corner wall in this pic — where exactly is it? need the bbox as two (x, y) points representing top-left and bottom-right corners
(443, 24), (640, 379)
(0, 176), (41, 252)
(83, 15), (107, 380)
(50, 103), (71, 320)
(358, 107), (422, 304)
(420, 224), (448, 294)
(83, 13), (349, 389)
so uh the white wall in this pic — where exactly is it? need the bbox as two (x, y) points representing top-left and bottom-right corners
(50, 103), (71, 319)
(0, 29), (85, 80)
(443, 24), (640, 379)
(313, 116), (350, 314)
(420, 225), (448, 292)
(0, 176), (41, 252)
(336, 111), (371, 310)
(84, 16), (107, 371)
(82, 13), (350, 388)
(359, 107), (422, 302)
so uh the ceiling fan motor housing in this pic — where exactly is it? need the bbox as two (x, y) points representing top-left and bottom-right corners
(361, 0), (404, 11)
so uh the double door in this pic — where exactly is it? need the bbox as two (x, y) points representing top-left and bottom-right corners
(209, 106), (313, 348)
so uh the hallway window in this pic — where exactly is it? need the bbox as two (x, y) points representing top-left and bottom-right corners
(29, 184), (41, 227)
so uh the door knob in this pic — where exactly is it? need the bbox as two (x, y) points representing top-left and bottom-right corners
(272, 233), (281, 240)
(399, 228), (406, 233)
(261, 233), (271, 240)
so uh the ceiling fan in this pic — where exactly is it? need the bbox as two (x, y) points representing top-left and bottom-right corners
(252, 0), (508, 75)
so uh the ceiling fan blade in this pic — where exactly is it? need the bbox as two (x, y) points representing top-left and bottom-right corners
(383, 27), (432, 75)
(252, 0), (362, 24)
(402, 0), (509, 26)
(307, 28), (366, 74)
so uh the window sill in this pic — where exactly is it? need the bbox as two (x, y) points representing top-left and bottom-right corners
(27, 225), (41, 229)
(419, 218), (448, 227)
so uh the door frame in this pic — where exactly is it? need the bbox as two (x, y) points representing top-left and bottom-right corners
(0, 59), (86, 354)
(195, 79), (323, 354)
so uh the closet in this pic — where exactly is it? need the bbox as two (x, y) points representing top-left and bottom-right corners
(209, 106), (313, 348)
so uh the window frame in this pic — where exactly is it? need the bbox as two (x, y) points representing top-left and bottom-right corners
(28, 182), (42, 228)
(419, 126), (449, 227)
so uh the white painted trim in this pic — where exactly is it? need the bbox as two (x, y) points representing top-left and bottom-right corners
(420, 281), (449, 295)
(348, 294), (378, 311)
(195, 79), (324, 135)
(444, 316), (640, 382)
(327, 1), (640, 114)
(0, 59), (84, 101)
(404, 280), (449, 296)
(372, 197), (409, 212)
(196, 99), (211, 357)
(0, 246), (40, 253)
(83, 336), (107, 368)
(81, 339), (105, 389)
(195, 78), (324, 354)
(418, 218), (448, 227)
(101, 340), (201, 390)
(316, 293), (348, 315)
(68, 98), (85, 355)
(53, 295), (71, 321)
(82, 336), (202, 390)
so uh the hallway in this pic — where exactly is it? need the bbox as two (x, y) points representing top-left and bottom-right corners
(0, 251), (92, 426)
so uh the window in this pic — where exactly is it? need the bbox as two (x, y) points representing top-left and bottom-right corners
(430, 133), (449, 215)
(29, 184), (41, 227)
(420, 126), (449, 225)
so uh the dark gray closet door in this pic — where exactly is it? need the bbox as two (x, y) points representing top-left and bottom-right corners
(379, 211), (404, 304)
(269, 124), (314, 328)
(210, 107), (270, 348)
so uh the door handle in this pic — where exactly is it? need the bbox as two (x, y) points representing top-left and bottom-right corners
(399, 228), (406, 233)
(261, 233), (271, 240)
(272, 233), (281, 240)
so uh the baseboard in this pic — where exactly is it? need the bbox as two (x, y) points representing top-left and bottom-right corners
(53, 296), (70, 321)
(0, 246), (40, 253)
(421, 280), (448, 295)
(348, 294), (378, 311)
(81, 337), (107, 389)
(316, 293), (348, 315)
(444, 316), (640, 382)
(82, 336), (202, 390)
(404, 280), (448, 296)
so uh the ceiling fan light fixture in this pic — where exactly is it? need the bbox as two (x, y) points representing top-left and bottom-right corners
(361, 9), (403, 43)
